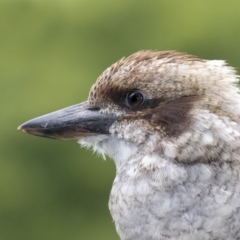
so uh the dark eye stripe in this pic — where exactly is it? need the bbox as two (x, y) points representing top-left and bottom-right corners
(105, 86), (165, 111)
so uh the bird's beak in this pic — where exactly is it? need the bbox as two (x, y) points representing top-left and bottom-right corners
(18, 102), (118, 140)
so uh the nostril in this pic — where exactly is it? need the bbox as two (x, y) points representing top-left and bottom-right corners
(88, 107), (101, 111)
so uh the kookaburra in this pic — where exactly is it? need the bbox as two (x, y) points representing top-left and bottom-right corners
(19, 50), (240, 240)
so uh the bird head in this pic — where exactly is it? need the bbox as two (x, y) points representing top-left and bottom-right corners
(19, 50), (240, 171)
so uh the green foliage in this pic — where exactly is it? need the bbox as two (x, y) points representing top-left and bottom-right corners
(1, 1), (240, 239)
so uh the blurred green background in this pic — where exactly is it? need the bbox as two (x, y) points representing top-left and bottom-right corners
(1, 1), (240, 239)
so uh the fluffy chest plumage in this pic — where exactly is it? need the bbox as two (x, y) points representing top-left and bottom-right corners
(108, 153), (240, 240)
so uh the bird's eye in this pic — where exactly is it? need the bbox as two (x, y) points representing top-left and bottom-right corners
(125, 90), (145, 109)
